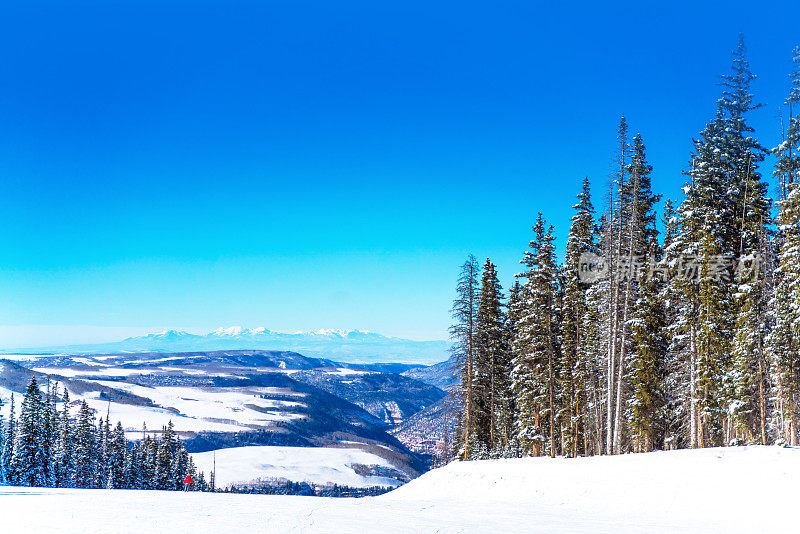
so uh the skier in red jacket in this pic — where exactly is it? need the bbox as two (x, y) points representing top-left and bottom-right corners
(183, 474), (193, 491)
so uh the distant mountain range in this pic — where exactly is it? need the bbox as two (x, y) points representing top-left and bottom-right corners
(2, 327), (450, 364)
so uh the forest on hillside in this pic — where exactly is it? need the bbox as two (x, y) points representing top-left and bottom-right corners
(448, 36), (800, 460)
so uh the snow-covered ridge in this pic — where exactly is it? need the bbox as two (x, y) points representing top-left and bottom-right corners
(4, 327), (451, 364)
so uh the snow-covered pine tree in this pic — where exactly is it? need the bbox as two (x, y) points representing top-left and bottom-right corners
(582, 269), (605, 456)
(672, 109), (736, 448)
(605, 116), (630, 455)
(474, 259), (510, 454)
(660, 199), (690, 449)
(73, 401), (98, 488)
(11, 378), (48, 486)
(587, 209), (615, 455)
(0, 396), (4, 483)
(2, 395), (16, 484)
(512, 213), (561, 457)
(503, 280), (523, 456)
(730, 252), (770, 445)
(627, 239), (668, 452)
(770, 152), (800, 446)
(561, 177), (597, 456)
(141, 435), (158, 489)
(54, 388), (74, 487)
(768, 47), (800, 446)
(42, 380), (59, 486)
(716, 35), (771, 446)
(106, 422), (126, 489)
(450, 254), (480, 460)
(196, 470), (207, 492)
(612, 133), (661, 454)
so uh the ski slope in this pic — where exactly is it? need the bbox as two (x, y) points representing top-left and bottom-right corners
(2, 446), (798, 533)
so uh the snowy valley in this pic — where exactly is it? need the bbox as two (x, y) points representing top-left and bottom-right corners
(0, 350), (446, 490)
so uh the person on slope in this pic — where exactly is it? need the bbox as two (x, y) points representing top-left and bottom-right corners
(184, 474), (193, 491)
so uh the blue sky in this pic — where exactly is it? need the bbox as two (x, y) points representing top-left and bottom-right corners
(0, 1), (797, 346)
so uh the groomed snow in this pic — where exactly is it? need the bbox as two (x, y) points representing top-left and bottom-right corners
(190, 445), (401, 488)
(2, 446), (799, 533)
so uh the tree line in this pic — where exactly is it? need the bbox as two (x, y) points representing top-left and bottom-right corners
(0, 377), (214, 491)
(448, 36), (800, 460)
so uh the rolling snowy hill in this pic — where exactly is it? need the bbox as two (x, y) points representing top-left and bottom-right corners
(3, 446), (798, 533)
(0, 350), (444, 488)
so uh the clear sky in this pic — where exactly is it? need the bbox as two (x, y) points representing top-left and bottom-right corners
(0, 0), (798, 347)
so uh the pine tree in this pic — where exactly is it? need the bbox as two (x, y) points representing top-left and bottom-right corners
(2, 395), (16, 484)
(561, 177), (597, 456)
(474, 258), (510, 453)
(770, 173), (800, 445)
(12, 378), (48, 486)
(609, 133), (661, 454)
(73, 401), (97, 488)
(106, 422), (126, 489)
(717, 35), (771, 446)
(661, 199), (690, 449)
(0, 396), (4, 483)
(605, 116), (630, 455)
(54, 389), (75, 487)
(450, 254), (480, 460)
(512, 214), (561, 457)
(42, 381), (59, 486)
(672, 109), (737, 448)
(627, 240), (668, 452)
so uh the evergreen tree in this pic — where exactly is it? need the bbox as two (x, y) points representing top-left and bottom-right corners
(12, 378), (47, 486)
(0, 396), (4, 483)
(672, 110), (735, 447)
(73, 401), (97, 488)
(717, 35), (771, 446)
(474, 258), (510, 453)
(512, 214), (561, 457)
(627, 241), (668, 452)
(54, 389), (75, 487)
(2, 395), (16, 484)
(106, 422), (127, 489)
(609, 133), (661, 454)
(660, 199), (690, 449)
(450, 254), (480, 460)
(561, 177), (597, 456)
(770, 177), (800, 445)
(42, 381), (59, 486)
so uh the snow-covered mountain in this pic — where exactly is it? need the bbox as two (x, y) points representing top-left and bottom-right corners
(2, 327), (450, 364)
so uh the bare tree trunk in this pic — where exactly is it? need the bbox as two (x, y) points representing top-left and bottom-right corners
(547, 295), (556, 459)
(463, 264), (476, 461)
(443, 397), (450, 464)
(490, 353), (495, 451)
(689, 325), (698, 449)
(613, 165), (641, 454)
(758, 343), (767, 445)
(463, 350), (473, 460)
(606, 178), (617, 456)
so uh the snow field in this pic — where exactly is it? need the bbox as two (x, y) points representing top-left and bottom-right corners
(2, 445), (799, 533)
(190, 445), (402, 488)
